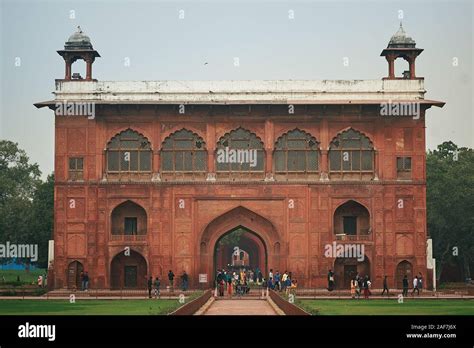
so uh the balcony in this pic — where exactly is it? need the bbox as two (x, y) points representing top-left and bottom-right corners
(334, 228), (372, 241)
(110, 229), (147, 242)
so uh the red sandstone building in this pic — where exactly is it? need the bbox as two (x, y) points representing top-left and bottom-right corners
(36, 25), (444, 290)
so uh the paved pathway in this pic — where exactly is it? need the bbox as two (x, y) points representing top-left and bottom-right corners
(203, 299), (277, 315)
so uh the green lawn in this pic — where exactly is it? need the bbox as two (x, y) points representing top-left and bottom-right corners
(0, 269), (46, 285)
(297, 299), (474, 315)
(0, 299), (188, 315)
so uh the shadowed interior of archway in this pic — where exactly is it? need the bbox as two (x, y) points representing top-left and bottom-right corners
(213, 226), (267, 283)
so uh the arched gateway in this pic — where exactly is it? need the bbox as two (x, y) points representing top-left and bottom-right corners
(197, 206), (281, 287)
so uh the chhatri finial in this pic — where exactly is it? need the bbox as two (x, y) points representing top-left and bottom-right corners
(77, 26), (82, 33)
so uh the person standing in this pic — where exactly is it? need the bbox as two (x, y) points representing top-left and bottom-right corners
(267, 276), (273, 290)
(417, 273), (423, 294)
(168, 270), (175, 291)
(412, 275), (419, 296)
(327, 269), (335, 291)
(381, 275), (389, 296)
(402, 275), (409, 297)
(355, 277), (361, 299)
(83, 271), (89, 291)
(282, 271), (288, 292)
(154, 277), (161, 298)
(227, 275), (233, 297)
(147, 276), (153, 298)
(181, 271), (188, 291)
(350, 278), (356, 299)
(258, 270), (263, 285)
(269, 269), (273, 282)
(274, 271), (281, 291)
(363, 275), (370, 299)
(219, 279), (225, 296)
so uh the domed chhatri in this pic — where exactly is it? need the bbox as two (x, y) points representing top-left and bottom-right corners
(65, 26), (93, 50)
(387, 22), (416, 48)
(380, 23), (423, 80)
(57, 26), (100, 81)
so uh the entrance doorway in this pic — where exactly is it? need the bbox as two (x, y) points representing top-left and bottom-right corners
(67, 261), (84, 289)
(396, 260), (413, 289)
(334, 256), (370, 289)
(124, 266), (138, 288)
(213, 226), (267, 284)
(110, 250), (147, 289)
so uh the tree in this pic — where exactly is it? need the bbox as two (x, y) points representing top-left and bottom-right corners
(29, 174), (54, 267)
(0, 141), (40, 249)
(427, 141), (474, 282)
(0, 140), (53, 268)
(218, 228), (245, 247)
(0, 141), (41, 202)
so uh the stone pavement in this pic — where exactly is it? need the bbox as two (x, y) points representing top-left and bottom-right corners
(203, 299), (277, 315)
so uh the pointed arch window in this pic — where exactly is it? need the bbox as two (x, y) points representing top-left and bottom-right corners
(215, 128), (265, 173)
(161, 129), (207, 172)
(274, 129), (319, 173)
(106, 129), (152, 173)
(329, 128), (374, 178)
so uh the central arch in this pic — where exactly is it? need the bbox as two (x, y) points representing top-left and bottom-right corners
(198, 206), (281, 287)
(214, 226), (267, 282)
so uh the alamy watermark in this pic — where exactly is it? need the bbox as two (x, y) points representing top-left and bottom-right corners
(55, 101), (95, 119)
(324, 242), (365, 262)
(216, 147), (258, 167)
(380, 100), (420, 120)
(18, 322), (55, 342)
(0, 241), (38, 262)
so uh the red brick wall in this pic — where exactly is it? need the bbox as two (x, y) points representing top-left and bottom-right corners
(52, 104), (428, 289)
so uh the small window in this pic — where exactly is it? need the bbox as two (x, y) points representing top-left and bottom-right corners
(69, 157), (84, 180)
(124, 217), (138, 235)
(397, 157), (412, 179)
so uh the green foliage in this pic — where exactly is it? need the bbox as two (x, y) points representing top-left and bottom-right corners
(0, 141), (41, 202)
(29, 175), (54, 266)
(0, 141), (53, 268)
(218, 228), (245, 246)
(0, 269), (47, 285)
(427, 141), (474, 281)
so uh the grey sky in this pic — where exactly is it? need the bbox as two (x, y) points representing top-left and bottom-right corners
(1, 0), (472, 178)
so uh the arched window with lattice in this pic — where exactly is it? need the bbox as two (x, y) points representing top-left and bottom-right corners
(329, 128), (374, 180)
(160, 129), (207, 176)
(215, 128), (265, 178)
(274, 129), (319, 176)
(106, 129), (152, 174)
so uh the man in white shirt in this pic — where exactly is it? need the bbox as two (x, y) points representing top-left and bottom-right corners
(412, 276), (419, 296)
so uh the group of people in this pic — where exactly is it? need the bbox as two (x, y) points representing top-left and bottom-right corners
(350, 274), (372, 299)
(327, 269), (424, 299)
(266, 269), (297, 294)
(147, 270), (189, 298)
(402, 272), (424, 297)
(214, 268), (298, 297)
(215, 268), (260, 296)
